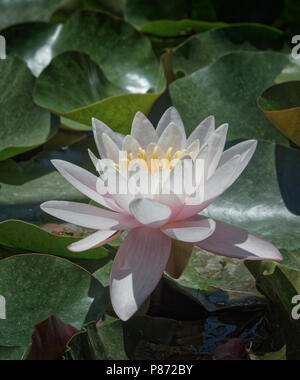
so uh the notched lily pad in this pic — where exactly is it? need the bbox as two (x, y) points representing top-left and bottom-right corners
(0, 57), (58, 161)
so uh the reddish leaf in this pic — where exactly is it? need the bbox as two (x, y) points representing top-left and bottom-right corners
(27, 315), (79, 360)
(213, 338), (249, 361)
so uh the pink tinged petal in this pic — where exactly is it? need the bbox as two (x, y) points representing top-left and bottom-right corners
(40, 201), (138, 230)
(156, 107), (186, 138)
(92, 118), (124, 158)
(129, 198), (172, 228)
(51, 159), (121, 212)
(205, 123), (228, 179)
(187, 115), (215, 147)
(68, 230), (121, 252)
(110, 228), (172, 321)
(163, 215), (216, 243)
(131, 112), (158, 149)
(157, 122), (186, 154)
(197, 221), (283, 261)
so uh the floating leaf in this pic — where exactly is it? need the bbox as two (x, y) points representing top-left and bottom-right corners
(0, 57), (58, 161)
(27, 315), (79, 361)
(0, 137), (96, 224)
(83, 0), (125, 17)
(170, 51), (290, 145)
(0, 220), (108, 260)
(205, 141), (300, 250)
(246, 250), (300, 360)
(0, 0), (66, 30)
(258, 81), (300, 146)
(173, 25), (286, 76)
(125, 0), (217, 30)
(65, 318), (128, 360)
(0, 254), (107, 346)
(34, 51), (163, 133)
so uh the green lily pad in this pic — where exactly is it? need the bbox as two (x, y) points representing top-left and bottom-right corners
(0, 137), (96, 224)
(125, 0), (217, 30)
(136, 20), (225, 37)
(177, 248), (259, 295)
(0, 254), (107, 346)
(170, 51), (290, 145)
(0, 57), (58, 161)
(65, 318), (128, 360)
(0, 220), (108, 260)
(34, 51), (163, 133)
(0, 0), (66, 30)
(205, 141), (300, 250)
(246, 250), (300, 360)
(0, 346), (29, 361)
(173, 24), (286, 76)
(258, 81), (300, 146)
(3, 10), (165, 85)
(83, 0), (125, 17)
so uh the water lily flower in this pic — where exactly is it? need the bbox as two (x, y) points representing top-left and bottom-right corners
(41, 108), (282, 321)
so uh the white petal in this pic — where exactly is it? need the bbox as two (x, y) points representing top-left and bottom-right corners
(88, 149), (100, 171)
(197, 220), (283, 261)
(129, 198), (172, 228)
(68, 230), (120, 252)
(51, 159), (121, 212)
(110, 228), (171, 321)
(187, 115), (215, 147)
(102, 133), (121, 163)
(92, 118), (124, 158)
(40, 201), (138, 230)
(156, 107), (185, 137)
(219, 140), (257, 188)
(157, 122), (186, 154)
(163, 216), (216, 243)
(122, 135), (141, 156)
(186, 139), (200, 159)
(131, 112), (158, 148)
(205, 123), (228, 179)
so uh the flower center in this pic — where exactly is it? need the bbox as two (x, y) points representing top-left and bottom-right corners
(117, 145), (193, 175)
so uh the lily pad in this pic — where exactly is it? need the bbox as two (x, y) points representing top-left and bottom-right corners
(258, 81), (300, 146)
(246, 249), (300, 360)
(0, 220), (109, 260)
(3, 10), (165, 86)
(125, 0), (217, 30)
(0, 137), (96, 224)
(0, 57), (58, 161)
(205, 141), (300, 250)
(0, 254), (107, 346)
(170, 51), (290, 145)
(83, 0), (125, 17)
(34, 51), (163, 133)
(173, 24), (286, 76)
(65, 318), (128, 360)
(0, 0), (66, 30)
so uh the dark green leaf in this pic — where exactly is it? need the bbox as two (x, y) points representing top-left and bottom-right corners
(0, 0), (66, 30)
(0, 57), (58, 161)
(0, 220), (108, 260)
(0, 254), (107, 346)
(170, 51), (290, 145)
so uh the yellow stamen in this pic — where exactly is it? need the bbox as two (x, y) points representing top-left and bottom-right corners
(166, 147), (173, 161)
(152, 145), (159, 159)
